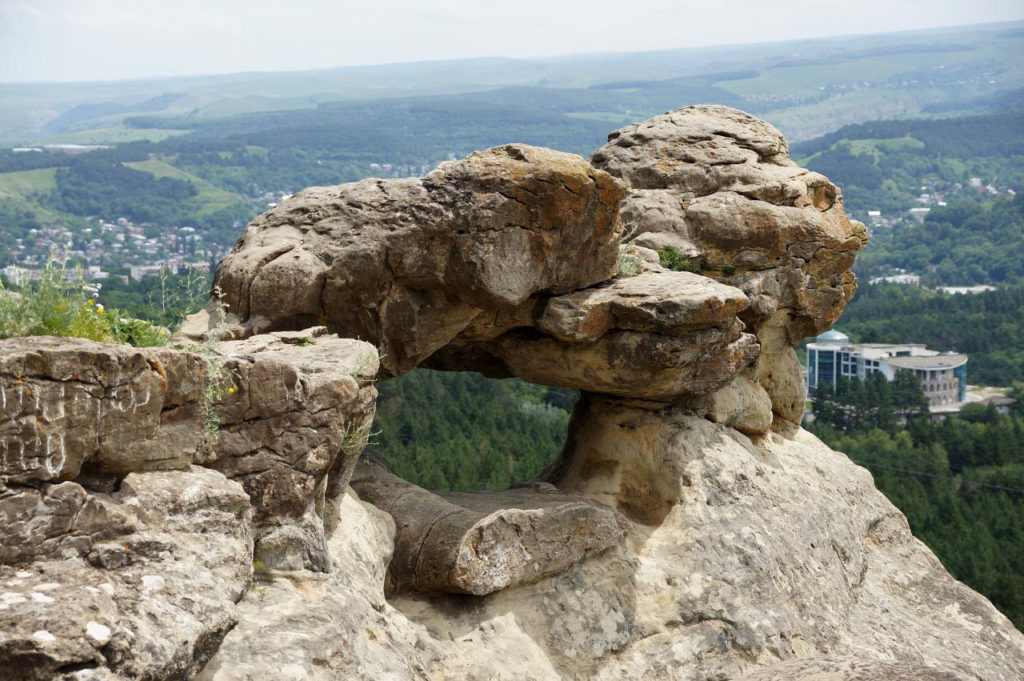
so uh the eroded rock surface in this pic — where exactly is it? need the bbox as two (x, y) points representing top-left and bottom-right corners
(0, 331), (378, 572)
(591, 105), (867, 428)
(198, 423), (1024, 681)
(350, 449), (629, 595)
(208, 328), (378, 571)
(213, 144), (625, 377)
(0, 467), (252, 681)
(208, 142), (766, 404)
(0, 337), (207, 484)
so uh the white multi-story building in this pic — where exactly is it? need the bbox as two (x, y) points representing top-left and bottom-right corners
(806, 330), (967, 407)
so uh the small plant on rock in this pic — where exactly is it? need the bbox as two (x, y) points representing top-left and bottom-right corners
(617, 225), (643, 277)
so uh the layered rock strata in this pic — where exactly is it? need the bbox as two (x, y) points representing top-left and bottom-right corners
(591, 105), (867, 429)
(212, 144), (625, 377)
(0, 329), (378, 574)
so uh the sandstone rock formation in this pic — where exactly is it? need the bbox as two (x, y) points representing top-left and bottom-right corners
(0, 328), (377, 576)
(591, 105), (867, 430)
(0, 466), (252, 681)
(2, 105), (1022, 681)
(212, 144), (624, 377)
(351, 448), (629, 595)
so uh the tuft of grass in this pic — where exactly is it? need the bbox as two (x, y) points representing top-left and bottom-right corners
(656, 246), (707, 273)
(617, 225), (643, 278)
(183, 287), (237, 440)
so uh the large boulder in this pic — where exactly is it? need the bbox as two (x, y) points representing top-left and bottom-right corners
(212, 144), (625, 377)
(0, 337), (207, 484)
(206, 328), (379, 571)
(424, 270), (759, 402)
(591, 105), (867, 428)
(350, 449), (629, 595)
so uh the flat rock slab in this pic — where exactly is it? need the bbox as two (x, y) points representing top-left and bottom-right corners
(537, 271), (749, 342)
(350, 450), (630, 596)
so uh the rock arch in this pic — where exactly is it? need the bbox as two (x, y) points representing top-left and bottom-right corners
(196, 105), (866, 595)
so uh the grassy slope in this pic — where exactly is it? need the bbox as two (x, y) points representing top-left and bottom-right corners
(122, 158), (241, 215)
(0, 168), (61, 222)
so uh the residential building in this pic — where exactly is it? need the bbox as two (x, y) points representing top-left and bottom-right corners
(806, 330), (967, 408)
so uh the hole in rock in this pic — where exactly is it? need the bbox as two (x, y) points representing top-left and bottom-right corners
(372, 369), (577, 491)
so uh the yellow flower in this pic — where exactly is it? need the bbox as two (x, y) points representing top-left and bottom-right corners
(227, 386), (237, 394)
(86, 299), (94, 305)
(95, 304), (104, 313)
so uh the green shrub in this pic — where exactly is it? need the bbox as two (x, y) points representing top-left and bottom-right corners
(0, 257), (169, 347)
(656, 246), (706, 273)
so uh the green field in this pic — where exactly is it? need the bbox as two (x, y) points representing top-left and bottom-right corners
(46, 125), (192, 145)
(124, 158), (241, 216)
(0, 168), (61, 222)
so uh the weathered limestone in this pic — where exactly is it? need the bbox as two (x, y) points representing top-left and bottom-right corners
(2, 105), (1019, 681)
(208, 328), (378, 571)
(422, 271), (759, 402)
(0, 331), (379, 572)
(0, 466), (252, 681)
(0, 336), (207, 484)
(198, 421), (1024, 681)
(350, 449), (629, 595)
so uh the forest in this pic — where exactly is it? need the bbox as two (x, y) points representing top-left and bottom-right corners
(807, 375), (1024, 629)
(799, 112), (1024, 220)
(854, 195), (1024, 286)
(372, 369), (572, 491)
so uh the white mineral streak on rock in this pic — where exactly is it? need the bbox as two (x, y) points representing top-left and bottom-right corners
(85, 620), (112, 645)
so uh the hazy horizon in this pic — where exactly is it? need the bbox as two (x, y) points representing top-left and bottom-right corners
(2, 0), (1022, 84)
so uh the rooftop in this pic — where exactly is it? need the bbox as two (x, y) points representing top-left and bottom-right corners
(815, 329), (849, 344)
(886, 354), (968, 370)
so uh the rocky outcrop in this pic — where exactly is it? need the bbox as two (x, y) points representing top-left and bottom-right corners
(2, 105), (1022, 681)
(200, 424), (1024, 681)
(208, 143), (761, 404)
(207, 329), (378, 571)
(0, 329), (377, 573)
(591, 105), (867, 429)
(212, 144), (624, 377)
(0, 466), (252, 681)
(350, 449), (629, 595)
(0, 336), (208, 484)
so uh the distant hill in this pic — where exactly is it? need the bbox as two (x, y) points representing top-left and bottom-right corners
(1, 20), (1022, 146)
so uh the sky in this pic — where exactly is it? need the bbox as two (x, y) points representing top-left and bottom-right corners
(1, 0), (1021, 83)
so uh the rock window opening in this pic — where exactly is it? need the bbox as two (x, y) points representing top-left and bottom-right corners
(370, 368), (576, 492)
